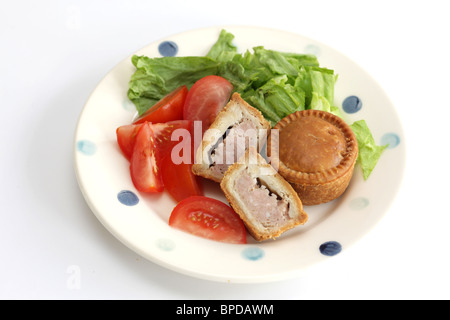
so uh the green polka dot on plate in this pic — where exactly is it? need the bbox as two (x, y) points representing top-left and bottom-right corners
(122, 99), (136, 112)
(156, 238), (176, 251)
(381, 133), (400, 149)
(242, 247), (264, 261)
(349, 197), (369, 210)
(77, 140), (96, 155)
(304, 44), (321, 56)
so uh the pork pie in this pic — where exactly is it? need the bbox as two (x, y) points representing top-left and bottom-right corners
(192, 93), (271, 182)
(268, 109), (358, 205)
(221, 147), (308, 241)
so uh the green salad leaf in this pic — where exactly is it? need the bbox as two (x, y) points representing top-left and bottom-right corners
(206, 29), (238, 63)
(128, 55), (219, 115)
(242, 75), (305, 126)
(127, 29), (387, 179)
(350, 120), (388, 180)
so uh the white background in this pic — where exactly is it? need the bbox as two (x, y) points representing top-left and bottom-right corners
(1, 0), (449, 300)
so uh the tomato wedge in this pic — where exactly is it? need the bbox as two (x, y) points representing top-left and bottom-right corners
(183, 75), (233, 133)
(116, 120), (193, 161)
(169, 196), (247, 244)
(117, 120), (202, 198)
(130, 122), (163, 192)
(161, 156), (202, 202)
(116, 123), (142, 160)
(133, 85), (188, 124)
(152, 120), (194, 161)
(157, 120), (202, 201)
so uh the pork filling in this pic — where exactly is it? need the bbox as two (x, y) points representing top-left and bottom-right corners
(209, 119), (258, 176)
(234, 170), (291, 229)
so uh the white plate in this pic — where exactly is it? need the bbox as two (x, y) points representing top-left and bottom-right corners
(74, 26), (405, 283)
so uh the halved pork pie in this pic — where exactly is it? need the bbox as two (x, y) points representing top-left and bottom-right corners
(220, 147), (308, 241)
(192, 93), (271, 182)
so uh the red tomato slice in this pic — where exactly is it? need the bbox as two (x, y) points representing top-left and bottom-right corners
(116, 120), (193, 161)
(130, 122), (163, 193)
(161, 156), (202, 202)
(156, 120), (202, 202)
(116, 123), (142, 160)
(169, 196), (247, 244)
(133, 85), (188, 124)
(118, 120), (200, 197)
(183, 75), (233, 133)
(151, 120), (194, 161)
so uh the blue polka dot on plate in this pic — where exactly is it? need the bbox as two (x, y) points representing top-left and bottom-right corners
(342, 95), (362, 114)
(381, 132), (400, 149)
(242, 247), (264, 261)
(159, 41), (178, 57)
(319, 241), (342, 256)
(117, 190), (139, 206)
(77, 140), (96, 155)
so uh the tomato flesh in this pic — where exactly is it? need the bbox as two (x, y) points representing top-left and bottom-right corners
(151, 120), (194, 161)
(159, 120), (202, 202)
(133, 85), (188, 125)
(130, 122), (163, 193)
(183, 75), (233, 133)
(116, 120), (192, 161)
(116, 123), (142, 160)
(117, 120), (202, 198)
(169, 196), (247, 244)
(161, 156), (202, 202)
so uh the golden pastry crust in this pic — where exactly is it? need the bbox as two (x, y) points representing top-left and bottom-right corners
(268, 109), (358, 205)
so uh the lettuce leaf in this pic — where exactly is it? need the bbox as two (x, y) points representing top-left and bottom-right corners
(350, 120), (388, 180)
(241, 75), (305, 126)
(295, 66), (336, 109)
(128, 55), (219, 115)
(206, 29), (238, 63)
(253, 46), (300, 78)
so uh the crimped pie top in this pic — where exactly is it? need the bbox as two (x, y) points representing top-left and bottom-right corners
(279, 116), (347, 172)
(269, 109), (358, 184)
